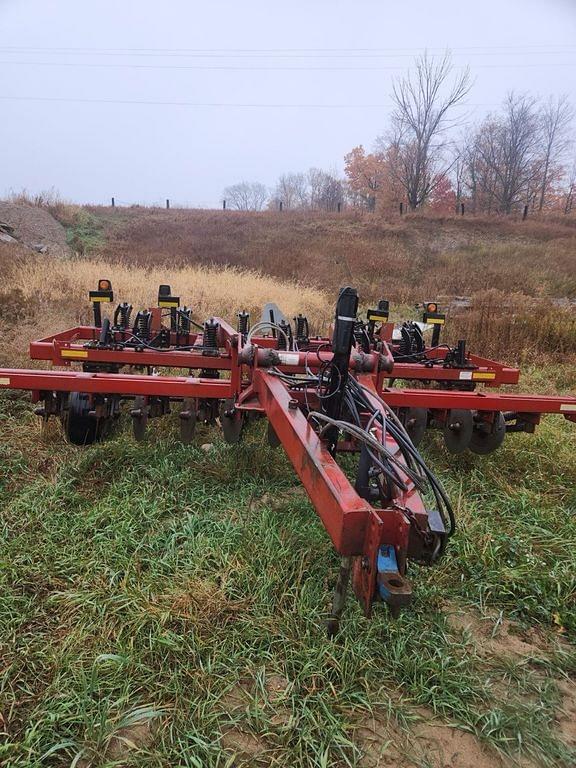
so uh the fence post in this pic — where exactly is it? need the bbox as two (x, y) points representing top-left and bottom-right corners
(222, 199), (226, 210)
(279, 201), (283, 212)
(460, 202), (465, 216)
(337, 202), (341, 213)
(399, 202), (403, 215)
(166, 199), (170, 210)
(522, 204), (528, 220)
(111, 197), (115, 208)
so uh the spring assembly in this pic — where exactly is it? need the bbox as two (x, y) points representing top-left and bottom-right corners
(396, 321), (425, 360)
(277, 320), (293, 351)
(132, 310), (152, 340)
(113, 302), (132, 329)
(237, 310), (250, 337)
(177, 307), (192, 334)
(203, 318), (219, 355)
(294, 314), (309, 345)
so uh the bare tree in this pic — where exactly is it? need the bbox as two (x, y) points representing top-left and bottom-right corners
(474, 93), (542, 214)
(307, 168), (344, 211)
(222, 181), (269, 211)
(271, 173), (309, 209)
(390, 52), (471, 209)
(537, 95), (574, 211)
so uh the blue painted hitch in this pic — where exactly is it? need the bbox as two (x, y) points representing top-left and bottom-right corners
(377, 545), (413, 608)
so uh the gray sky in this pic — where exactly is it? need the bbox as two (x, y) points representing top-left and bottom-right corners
(1, 0), (575, 207)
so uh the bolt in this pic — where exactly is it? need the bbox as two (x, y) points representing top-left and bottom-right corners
(288, 399), (298, 410)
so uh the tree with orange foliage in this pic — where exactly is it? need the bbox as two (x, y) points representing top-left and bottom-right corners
(428, 173), (457, 213)
(344, 146), (387, 210)
(344, 144), (405, 211)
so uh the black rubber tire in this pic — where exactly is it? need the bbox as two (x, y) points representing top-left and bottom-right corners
(65, 392), (100, 446)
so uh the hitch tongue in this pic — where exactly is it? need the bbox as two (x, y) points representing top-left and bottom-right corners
(377, 545), (412, 608)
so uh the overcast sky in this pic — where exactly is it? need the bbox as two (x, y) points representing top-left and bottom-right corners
(1, 0), (575, 207)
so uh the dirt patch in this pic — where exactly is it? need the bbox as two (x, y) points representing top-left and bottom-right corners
(447, 608), (549, 658)
(354, 715), (408, 767)
(264, 673), (292, 726)
(556, 678), (576, 747)
(354, 711), (506, 768)
(220, 679), (253, 714)
(0, 201), (70, 255)
(105, 720), (155, 760)
(220, 727), (268, 763)
(220, 672), (293, 728)
(76, 717), (158, 767)
(412, 719), (503, 768)
(265, 672), (290, 701)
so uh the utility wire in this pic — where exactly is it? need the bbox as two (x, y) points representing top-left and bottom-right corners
(0, 95), (400, 109)
(1, 44), (575, 56)
(2, 59), (576, 72)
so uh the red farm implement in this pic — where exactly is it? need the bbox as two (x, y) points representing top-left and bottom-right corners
(1, 280), (574, 634)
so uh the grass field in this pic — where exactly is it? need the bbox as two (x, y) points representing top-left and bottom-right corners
(0, 210), (575, 767)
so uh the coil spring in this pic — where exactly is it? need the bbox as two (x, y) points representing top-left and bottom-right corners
(237, 310), (250, 336)
(203, 318), (219, 350)
(133, 310), (152, 340)
(114, 302), (132, 329)
(277, 320), (293, 350)
(294, 314), (309, 342)
(178, 307), (192, 334)
(397, 321), (425, 359)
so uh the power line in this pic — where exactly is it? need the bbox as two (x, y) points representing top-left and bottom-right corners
(0, 48), (576, 62)
(0, 95), (396, 108)
(1, 44), (575, 56)
(0, 94), (504, 109)
(2, 59), (575, 73)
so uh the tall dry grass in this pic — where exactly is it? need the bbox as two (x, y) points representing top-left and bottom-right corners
(445, 291), (576, 363)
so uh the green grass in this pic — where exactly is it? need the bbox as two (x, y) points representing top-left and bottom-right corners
(63, 209), (105, 255)
(0, 382), (575, 767)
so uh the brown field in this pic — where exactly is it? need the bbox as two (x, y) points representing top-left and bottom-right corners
(77, 207), (576, 303)
(2, 204), (574, 366)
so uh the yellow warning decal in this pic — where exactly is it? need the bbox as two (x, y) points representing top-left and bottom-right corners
(560, 403), (576, 412)
(369, 314), (389, 322)
(159, 300), (179, 308)
(0, 377), (10, 386)
(472, 372), (496, 380)
(90, 296), (112, 303)
(61, 349), (89, 359)
(427, 318), (445, 325)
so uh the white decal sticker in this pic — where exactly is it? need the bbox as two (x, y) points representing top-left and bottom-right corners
(458, 371), (473, 380)
(277, 352), (300, 366)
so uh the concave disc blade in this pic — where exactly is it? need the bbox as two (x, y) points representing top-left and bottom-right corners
(469, 411), (506, 455)
(443, 409), (473, 454)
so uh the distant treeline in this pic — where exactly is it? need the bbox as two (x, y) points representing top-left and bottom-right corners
(223, 53), (575, 216)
